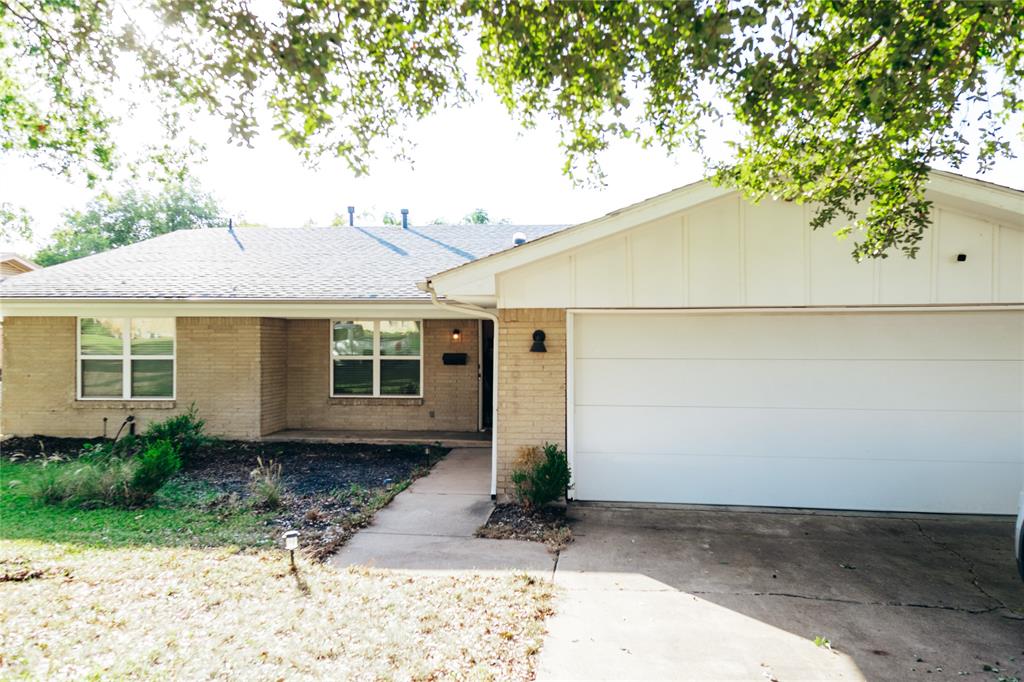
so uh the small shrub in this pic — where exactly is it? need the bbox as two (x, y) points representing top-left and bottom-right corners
(144, 405), (211, 462)
(131, 439), (182, 499)
(249, 457), (284, 509)
(510, 442), (571, 510)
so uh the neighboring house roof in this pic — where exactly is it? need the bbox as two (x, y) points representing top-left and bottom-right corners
(0, 225), (566, 300)
(0, 253), (40, 278)
(427, 170), (1024, 296)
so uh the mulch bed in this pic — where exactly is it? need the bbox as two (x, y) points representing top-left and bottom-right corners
(189, 440), (446, 561)
(1, 435), (448, 561)
(476, 503), (573, 552)
(183, 440), (439, 496)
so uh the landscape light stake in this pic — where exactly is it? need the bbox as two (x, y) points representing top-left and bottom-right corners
(283, 530), (299, 568)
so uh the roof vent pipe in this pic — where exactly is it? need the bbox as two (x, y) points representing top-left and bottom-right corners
(513, 231), (527, 246)
(347, 206), (355, 226)
(401, 208), (409, 229)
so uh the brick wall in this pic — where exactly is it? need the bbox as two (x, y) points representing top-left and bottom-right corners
(1, 316), (480, 440)
(285, 319), (479, 431)
(1, 317), (264, 439)
(495, 308), (567, 498)
(260, 318), (288, 435)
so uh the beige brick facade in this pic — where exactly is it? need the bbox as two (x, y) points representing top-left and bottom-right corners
(260, 318), (288, 435)
(495, 308), (567, 499)
(1, 317), (264, 439)
(285, 319), (479, 432)
(1, 316), (479, 440)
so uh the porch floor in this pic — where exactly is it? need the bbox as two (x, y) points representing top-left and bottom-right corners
(261, 429), (492, 448)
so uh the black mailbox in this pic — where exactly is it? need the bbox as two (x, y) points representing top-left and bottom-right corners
(442, 353), (468, 366)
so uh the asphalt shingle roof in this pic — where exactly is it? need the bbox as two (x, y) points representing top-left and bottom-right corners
(0, 225), (567, 300)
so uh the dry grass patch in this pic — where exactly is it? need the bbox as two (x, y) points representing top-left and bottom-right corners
(0, 539), (556, 680)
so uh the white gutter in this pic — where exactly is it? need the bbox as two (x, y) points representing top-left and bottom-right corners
(421, 279), (500, 499)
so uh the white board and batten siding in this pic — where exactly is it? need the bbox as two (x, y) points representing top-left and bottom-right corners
(490, 191), (1022, 513)
(570, 310), (1024, 514)
(496, 195), (1024, 309)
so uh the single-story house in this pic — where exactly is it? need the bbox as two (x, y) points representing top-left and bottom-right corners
(2, 170), (1022, 514)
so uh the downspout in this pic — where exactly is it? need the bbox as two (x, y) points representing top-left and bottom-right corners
(421, 279), (500, 500)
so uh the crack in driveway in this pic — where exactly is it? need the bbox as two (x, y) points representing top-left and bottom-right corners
(908, 518), (1022, 618)
(688, 589), (1008, 615)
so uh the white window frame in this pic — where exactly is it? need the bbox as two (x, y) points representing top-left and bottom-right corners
(329, 319), (423, 398)
(77, 317), (176, 401)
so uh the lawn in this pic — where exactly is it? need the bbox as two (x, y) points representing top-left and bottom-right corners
(0, 448), (555, 680)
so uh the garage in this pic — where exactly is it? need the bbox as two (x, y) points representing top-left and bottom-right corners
(570, 310), (1024, 513)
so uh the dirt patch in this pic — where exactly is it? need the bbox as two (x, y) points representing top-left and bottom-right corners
(476, 503), (573, 552)
(186, 441), (449, 560)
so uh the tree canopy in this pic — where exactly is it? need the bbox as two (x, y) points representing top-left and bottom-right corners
(2, 0), (1022, 259)
(463, 208), (491, 224)
(34, 182), (223, 265)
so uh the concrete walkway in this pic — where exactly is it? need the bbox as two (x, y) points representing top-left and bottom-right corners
(331, 448), (553, 572)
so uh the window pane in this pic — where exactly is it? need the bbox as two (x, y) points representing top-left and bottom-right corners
(332, 321), (373, 357)
(379, 321), (420, 357)
(81, 359), (123, 397)
(333, 359), (373, 395)
(131, 319), (174, 356)
(380, 360), (420, 395)
(80, 318), (123, 355)
(131, 359), (173, 397)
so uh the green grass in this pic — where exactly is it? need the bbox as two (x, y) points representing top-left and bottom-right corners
(0, 461), (272, 549)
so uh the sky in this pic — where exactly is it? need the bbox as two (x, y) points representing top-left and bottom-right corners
(1, 84), (1022, 257)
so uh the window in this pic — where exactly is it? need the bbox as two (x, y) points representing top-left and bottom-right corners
(78, 318), (175, 399)
(331, 320), (421, 397)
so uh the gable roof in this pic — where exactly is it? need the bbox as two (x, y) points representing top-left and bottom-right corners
(427, 171), (1024, 297)
(0, 252), (39, 274)
(0, 225), (567, 301)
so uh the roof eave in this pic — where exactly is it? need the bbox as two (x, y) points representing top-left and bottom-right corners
(0, 296), (486, 320)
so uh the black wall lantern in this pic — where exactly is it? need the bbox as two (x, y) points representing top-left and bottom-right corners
(530, 329), (547, 353)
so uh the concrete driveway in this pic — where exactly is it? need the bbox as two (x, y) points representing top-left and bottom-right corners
(540, 506), (1024, 681)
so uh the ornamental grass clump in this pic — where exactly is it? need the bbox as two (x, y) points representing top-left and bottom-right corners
(29, 439), (181, 509)
(510, 443), (571, 510)
(249, 457), (285, 509)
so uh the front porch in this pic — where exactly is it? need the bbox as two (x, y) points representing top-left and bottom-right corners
(263, 428), (491, 448)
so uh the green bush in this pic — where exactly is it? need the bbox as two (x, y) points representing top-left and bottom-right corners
(131, 439), (182, 498)
(510, 442), (571, 510)
(144, 404), (211, 462)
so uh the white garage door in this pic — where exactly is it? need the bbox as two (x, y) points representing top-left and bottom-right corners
(571, 310), (1024, 514)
